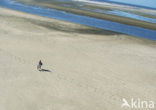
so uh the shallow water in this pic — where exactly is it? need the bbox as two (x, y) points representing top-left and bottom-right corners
(91, 0), (156, 9)
(108, 0), (156, 9)
(72, 0), (156, 23)
(89, 9), (156, 23)
(0, 0), (156, 40)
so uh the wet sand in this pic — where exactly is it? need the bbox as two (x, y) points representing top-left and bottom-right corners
(15, 0), (156, 30)
(0, 7), (156, 110)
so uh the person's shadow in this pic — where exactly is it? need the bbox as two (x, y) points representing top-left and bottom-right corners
(39, 69), (51, 72)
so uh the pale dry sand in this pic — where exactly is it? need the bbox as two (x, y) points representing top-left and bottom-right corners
(0, 7), (156, 110)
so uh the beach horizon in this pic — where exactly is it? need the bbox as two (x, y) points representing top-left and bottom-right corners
(14, 0), (156, 30)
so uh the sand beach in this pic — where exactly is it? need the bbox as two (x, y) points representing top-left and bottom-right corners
(0, 7), (156, 110)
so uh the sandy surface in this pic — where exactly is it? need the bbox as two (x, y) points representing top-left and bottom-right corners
(0, 7), (156, 110)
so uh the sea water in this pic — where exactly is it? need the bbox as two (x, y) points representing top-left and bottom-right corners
(89, 0), (156, 9)
(0, 0), (156, 40)
(72, 0), (156, 23)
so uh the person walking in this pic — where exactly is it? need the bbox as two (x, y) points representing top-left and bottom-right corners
(37, 60), (43, 71)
